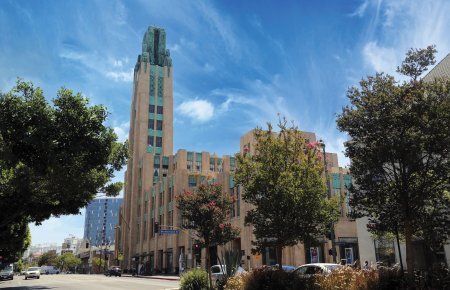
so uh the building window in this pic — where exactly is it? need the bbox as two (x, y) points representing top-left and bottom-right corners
(148, 136), (154, 146)
(188, 175), (196, 187)
(374, 239), (396, 266)
(196, 161), (201, 171)
(209, 159), (215, 171)
(143, 221), (147, 240)
(149, 105), (155, 113)
(187, 160), (193, 171)
(156, 137), (162, 147)
(148, 119), (155, 129)
(156, 120), (163, 130)
(157, 106), (163, 114)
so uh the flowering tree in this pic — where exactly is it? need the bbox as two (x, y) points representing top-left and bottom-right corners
(234, 118), (339, 268)
(176, 183), (239, 289)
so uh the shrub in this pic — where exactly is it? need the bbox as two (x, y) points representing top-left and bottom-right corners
(180, 269), (209, 290)
(315, 266), (378, 290)
(225, 272), (248, 290)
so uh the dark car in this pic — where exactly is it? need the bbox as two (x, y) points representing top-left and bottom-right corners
(0, 268), (14, 280)
(107, 266), (121, 277)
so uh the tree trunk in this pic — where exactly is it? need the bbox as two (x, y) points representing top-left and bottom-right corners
(276, 245), (283, 270)
(206, 246), (212, 290)
(404, 221), (415, 284)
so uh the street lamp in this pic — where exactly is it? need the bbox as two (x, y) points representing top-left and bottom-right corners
(318, 139), (337, 263)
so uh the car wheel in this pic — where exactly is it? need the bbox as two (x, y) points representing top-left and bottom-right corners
(37, 276), (40, 279)
(25, 277), (27, 280)
(11, 276), (13, 280)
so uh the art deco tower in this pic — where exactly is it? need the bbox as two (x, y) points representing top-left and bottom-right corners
(120, 26), (173, 269)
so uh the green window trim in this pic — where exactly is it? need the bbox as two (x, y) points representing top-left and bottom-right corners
(155, 130), (163, 137)
(155, 147), (162, 154)
(156, 114), (163, 120)
(159, 206), (164, 215)
(148, 113), (155, 119)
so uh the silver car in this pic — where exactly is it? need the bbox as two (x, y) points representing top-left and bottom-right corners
(293, 263), (341, 276)
(25, 267), (41, 279)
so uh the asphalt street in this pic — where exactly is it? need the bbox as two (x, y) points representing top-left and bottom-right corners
(0, 274), (180, 290)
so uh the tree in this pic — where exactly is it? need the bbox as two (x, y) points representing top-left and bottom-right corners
(38, 251), (58, 267)
(57, 252), (81, 272)
(0, 79), (128, 260)
(176, 183), (240, 290)
(336, 46), (450, 279)
(92, 256), (107, 272)
(234, 118), (339, 268)
(0, 217), (31, 262)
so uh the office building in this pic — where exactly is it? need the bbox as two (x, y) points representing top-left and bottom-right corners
(84, 198), (123, 247)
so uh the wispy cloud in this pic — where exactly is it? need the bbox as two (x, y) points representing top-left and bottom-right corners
(361, 0), (450, 74)
(177, 99), (215, 122)
(59, 49), (133, 82)
(363, 41), (396, 73)
(113, 121), (130, 142)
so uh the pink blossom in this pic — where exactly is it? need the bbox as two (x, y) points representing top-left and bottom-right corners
(219, 223), (225, 231)
(207, 201), (216, 208)
(306, 142), (315, 149)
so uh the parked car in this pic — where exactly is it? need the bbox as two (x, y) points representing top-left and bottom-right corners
(107, 266), (122, 277)
(25, 267), (41, 280)
(210, 265), (245, 286)
(40, 265), (60, 274)
(293, 263), (341, 277)
(0, 264), (14, 280)
(270, 264), (297, 272)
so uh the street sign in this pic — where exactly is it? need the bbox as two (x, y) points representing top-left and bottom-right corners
(159, 229), (180, 234)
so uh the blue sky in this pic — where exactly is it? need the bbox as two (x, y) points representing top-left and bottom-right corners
(1, 0), (449, 245)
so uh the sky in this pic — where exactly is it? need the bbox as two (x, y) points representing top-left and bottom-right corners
(1, 0), (450, 246)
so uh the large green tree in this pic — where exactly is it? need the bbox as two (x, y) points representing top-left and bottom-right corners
(336, 46), (450, 277)
(38, 251), (58, 267)
(0, 218), (31, 262)
(0, 79), (128, 260)
(234, 118), (339, 268)
(57, 252), (81, 272)
(176, 183), (239, 289)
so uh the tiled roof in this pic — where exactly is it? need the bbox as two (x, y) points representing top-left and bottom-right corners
(424, 53), (450, 81)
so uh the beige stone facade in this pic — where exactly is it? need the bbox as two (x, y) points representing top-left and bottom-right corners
(118, 26), (358, 274)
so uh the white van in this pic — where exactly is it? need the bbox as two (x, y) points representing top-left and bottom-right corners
(40, 266), (60, 274)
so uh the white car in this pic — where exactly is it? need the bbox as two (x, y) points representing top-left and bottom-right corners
(293, 263), (341, 276)
(40, 265), (60, 274)
(25, 267), (41, 279)
(211, 265), (245, 286)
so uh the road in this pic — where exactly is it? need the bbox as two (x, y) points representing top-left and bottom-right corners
(0, 274), (180, 290)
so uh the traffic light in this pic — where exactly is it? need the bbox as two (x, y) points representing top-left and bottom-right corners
(154, 222), (159, 233)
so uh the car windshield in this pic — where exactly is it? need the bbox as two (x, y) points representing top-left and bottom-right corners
(28, 267), (40, 271)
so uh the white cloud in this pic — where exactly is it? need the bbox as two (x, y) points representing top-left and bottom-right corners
(350, 0), (370, 17)
(177, 99), (215, 122)
(59, 49), (133, 82)
(106, 70), (133, 82)
(363, 41), (397, 73)
(113, 121), (130, 142)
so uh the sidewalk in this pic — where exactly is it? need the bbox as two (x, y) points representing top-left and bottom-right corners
(122, 274), (180, 281)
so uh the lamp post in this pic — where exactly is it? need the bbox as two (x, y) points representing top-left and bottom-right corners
(318, 139), (337, 263)
(117, 211), (131, 271)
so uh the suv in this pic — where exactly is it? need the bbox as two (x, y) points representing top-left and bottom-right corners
(0, 265), (14, 280)
(107, 266), (121, 277)
(25, 267), (41, 280)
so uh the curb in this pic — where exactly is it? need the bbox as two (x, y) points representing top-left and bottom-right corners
(122, 274), (180, 281)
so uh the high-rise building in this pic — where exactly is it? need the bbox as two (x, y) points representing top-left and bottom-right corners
(119, 26), (357, 274)
(84, 198), (123, 247)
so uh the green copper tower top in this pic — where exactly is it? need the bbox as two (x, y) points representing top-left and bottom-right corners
(135, 26), (172, 71)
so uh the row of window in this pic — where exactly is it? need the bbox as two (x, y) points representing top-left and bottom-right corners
(149, 105), (163, 114)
